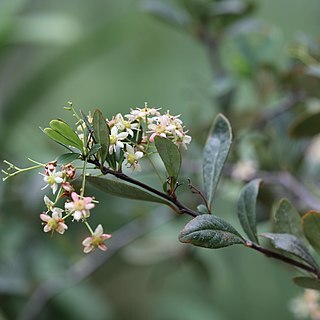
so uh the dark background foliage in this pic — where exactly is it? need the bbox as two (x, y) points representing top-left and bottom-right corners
(1, 0), (320, 319)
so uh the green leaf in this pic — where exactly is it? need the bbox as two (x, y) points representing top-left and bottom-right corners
(86, 176), (169, 205)
(203, 113), (232, 209)
(43, 128), (75, 150)
(293, 277), (320, 290)
(302, 211), (320, 253)
(154, 136), (181, 183)
(56, 153), (80, 164)
(49, 119), (83, 150)
(289, 111), (320, 138)
(237, 179), (261, 243)
(179, 214), (245, 249)
(197, 204), (210, 215)
(88, 144), (101, 157)
(261, 233), (318, 269)
(273, 198), (303, 239)
(92, 109), (110, 165)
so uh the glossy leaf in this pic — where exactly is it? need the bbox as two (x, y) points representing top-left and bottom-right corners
(289, 111), (320, 138)
(273, 198), (303, 239)
(237, 179), (261, 243)
(302, 211), (320, 253)
(92, 109), (110, 165)
(49, 119), (83, 150)
(293, 277), (320, 290)
(179, 214), (245, 249)
(261, 233), (318, 269)
(203, 113), (232, 209)
(43, 128), (75, 150)
(56, 153), (81, 164)
(86, 176), (168, 205)
(154, 136), (181, 182)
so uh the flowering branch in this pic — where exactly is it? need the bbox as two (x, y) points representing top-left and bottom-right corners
(87, 158), (199, 218)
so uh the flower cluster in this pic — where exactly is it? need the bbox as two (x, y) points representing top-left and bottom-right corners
(77, 103), (191, 173)
(2, 103), (191, 254)
(40, 161), (111, 253)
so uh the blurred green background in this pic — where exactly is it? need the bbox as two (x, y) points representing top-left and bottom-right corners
(1, 0), (320, 319)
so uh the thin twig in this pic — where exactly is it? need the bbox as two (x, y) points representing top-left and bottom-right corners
(247, 241), (320, 278)
(18, 209), (174, 320)
(88, 159), (199, 217)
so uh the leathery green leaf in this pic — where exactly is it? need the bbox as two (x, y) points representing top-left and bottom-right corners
(293, 277), (320, 290)
(154, 136), (181, 182)
(49, 119), (83, 150)
(179, 214), (245, 249)
(203, 114), (232, 210)
(261, 232), (318, 270)
(302, 211), (320, 254)
(92, 109), (110, 165)
(237, 179), (262, 243)
(86, 176), (168, 205)
(273, 198), (303, 239)
(56, 153), (80, 164)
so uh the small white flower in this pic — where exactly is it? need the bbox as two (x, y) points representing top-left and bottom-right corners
(114, 113), (135, 137)
(41, 171), (64, 194)
(124, 144), (144, 172)
(125, 103), (160, 122)
(82, 224), (112, 253)
(40, 210), (68, 235)
(109, 126), (128, 154)
(65, 192), (95, 221)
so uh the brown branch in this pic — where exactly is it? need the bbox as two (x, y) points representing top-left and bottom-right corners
(88, 159), (199, 218)
(247, 241), (320, 278)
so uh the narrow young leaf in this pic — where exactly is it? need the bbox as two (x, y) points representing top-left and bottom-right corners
(43, 128), (75, 149)
(86, 176), (168, 205)
(179, 214), (245, 249)
(237, 179), (261, 244)
(302, 211), (320, 254)
(293, 277), (320, 290)
(92, 109), (110, 165)
(273, 198), (303, 239)
(49, 119), (83, 150)
(56, 153), (80, 164)
(154, 136), (181, 182)
(261, 233), (318, 270)
(203, 114), (232, 209)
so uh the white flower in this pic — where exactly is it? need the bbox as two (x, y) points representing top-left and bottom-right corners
(114, 113), (135, 137)
(65, 192), (95, 221)
(109, 126), (128, 154)
(42, 171), (64, 194)
(40, 210), (68, 235)
(82, 224), (112, 253)
(124, 144), (144, 172)
(125, 103), (160, 122)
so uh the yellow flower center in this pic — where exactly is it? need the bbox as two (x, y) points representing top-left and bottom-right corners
(74, 199), (85, 211)
(127, 154), (136, 164)
(91, 236), (102, 247)
(155, 124), (166, 134)
(123, 121), (131, 129)
(110, 135), (117, 144)
(48, 218), (58, 230)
